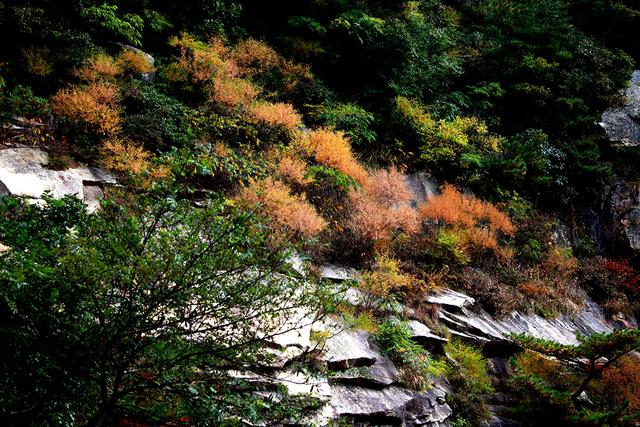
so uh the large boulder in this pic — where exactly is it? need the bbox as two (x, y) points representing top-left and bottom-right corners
(328, 384), (451, 426)
(599, 70), (640, 146)
(0, 147), (115, 211)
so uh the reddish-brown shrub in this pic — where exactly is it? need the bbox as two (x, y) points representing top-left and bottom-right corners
(169, 33), (229, 84)
(74, 53), (120, 82)
(117, 50), (155, 75)
(302, 128), (369, 185)
(51, 82), (121, 134)
(419, 184), (514, 253)
(603, 259), (640, 292)
(579, 256), (640, 315)
(231, 38), (280, 77)
(237, 177), (326, 238)
(275, 154), (310, 186)
(347, 168), (420, 249)
(250, 102), (302, 129)
(597, 354), (640, 412)
(212, 76), (259, 108)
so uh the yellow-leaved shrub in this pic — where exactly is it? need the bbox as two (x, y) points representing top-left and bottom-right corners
(237, 177), (326, 238)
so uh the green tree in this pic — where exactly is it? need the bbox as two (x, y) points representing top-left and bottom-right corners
(0, 194), (323, 426)
(509, 329), (640, 425)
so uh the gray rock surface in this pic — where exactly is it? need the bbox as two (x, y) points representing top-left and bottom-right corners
(319, 322), (379, 370)
(0, 147), (115, 211)
(329, 384), (451, 426)
(599, 70), (640, 146)
(427, 288), (475, 309)
(438, 294), (632, 348)
(600, 175), (640, 252)
(319, 264), (360, 281)
(407, 320), (449, 352)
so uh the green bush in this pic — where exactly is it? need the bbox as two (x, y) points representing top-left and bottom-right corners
(376, 319), (445, 391)
(121, 82), (194, 150)
(311, 103), (377, 147)
(0, 193), (324, 426)
(443, 340), (494, 425)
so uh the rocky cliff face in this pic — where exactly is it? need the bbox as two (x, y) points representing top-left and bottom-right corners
(1, 146), (636, 426)
(599, 70), (640, 147)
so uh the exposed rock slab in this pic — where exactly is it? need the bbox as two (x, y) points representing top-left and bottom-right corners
(407, 320), (448, 354)
(330, 353), (399, 389)
(599, 70), (640, 146)
(319, 264), (359, 281)
(329, 384), (451, 426)
(439, 296), (627, 347)
(427, 288), (475, 309)
(319, 323), (378, 370)
(0, 147), (115, 211)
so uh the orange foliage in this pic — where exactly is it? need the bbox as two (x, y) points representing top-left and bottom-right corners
(237, 177), (326, 238)
(117, 50), (155, 75)
(231, 38), (313, 92)
(169, 33), (229, 83)
(275, 154), (310, 186)
(101, 137), (151, 175)
(231, 38), (280, 77)
(212, 76), (259, 109)
(361, 168), (413, 207)
(419, 184), (514, 251)
(517, 281), (553, 299)
(302, 128), (369, 184)
(74, 53), (120, 82)
(599, 355), (640, 412)
(51, 82), (121, 134)
(348, 168), (420, 247)
(250, 102), (302, 129)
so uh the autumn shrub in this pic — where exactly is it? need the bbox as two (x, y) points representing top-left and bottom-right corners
(51, 82), (121, 135)
(300, 128), (369, 185)
(595, 354), (640, 413)
(236, 177), (326, 238)
(74, 53), (120, 82)
(420, 184), (514, 257)
(231, 38), (313, 96)
(21, 47), (53, 77)
(346, 168), (420, 250)
(231, 38), (280, 77)
(514, 249), (583, 316)
(116, 49), (155, 75)
(457, 267), (523, 315)
(274, 154), (310, 186)
(168, 34), (229, 85)
(100, 137), (151, 175)
(578, 256), (640, 316)
(250, 101), (302, 129)
(212, 76), (259, 109)
(358, 255), (427, 311)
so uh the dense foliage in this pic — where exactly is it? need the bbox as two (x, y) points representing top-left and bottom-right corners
(1, 0), (640, 425)
(0, 194), (324, 425)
